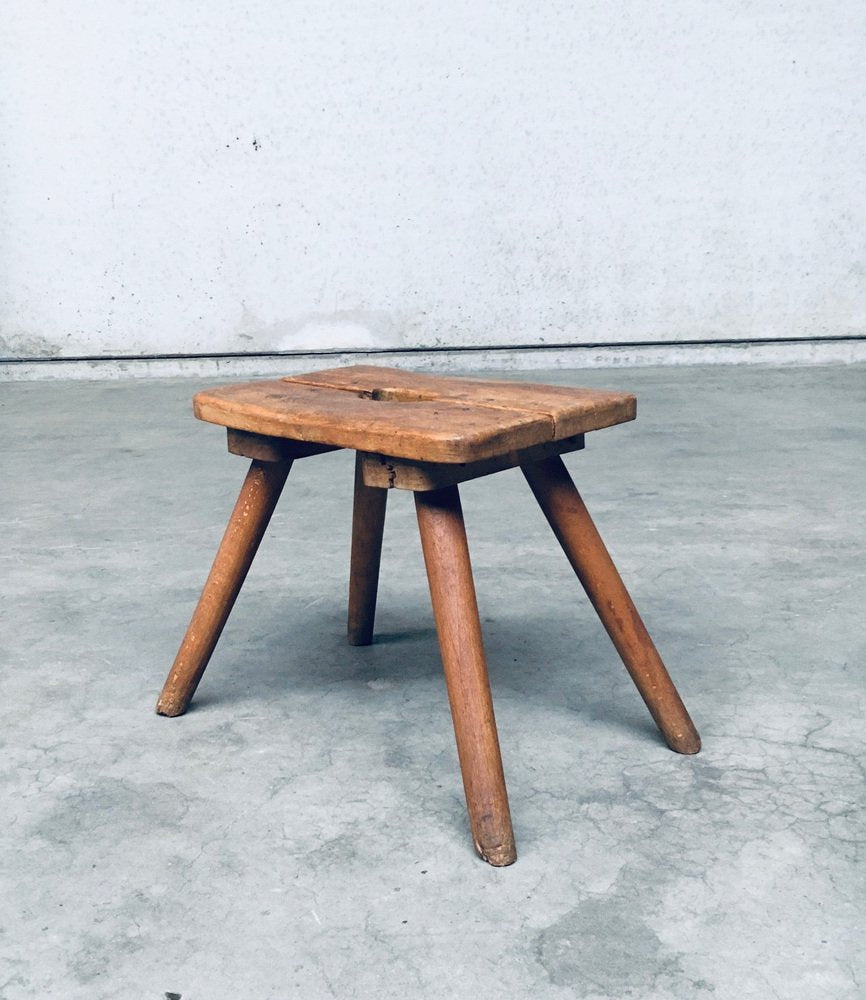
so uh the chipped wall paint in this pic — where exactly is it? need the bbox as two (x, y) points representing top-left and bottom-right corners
(1, 1), (865, 360)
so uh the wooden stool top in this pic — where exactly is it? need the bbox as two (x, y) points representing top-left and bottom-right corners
(194, 365), (636, 464)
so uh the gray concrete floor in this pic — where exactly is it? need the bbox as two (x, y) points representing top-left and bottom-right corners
(1, 364), (864, 1000)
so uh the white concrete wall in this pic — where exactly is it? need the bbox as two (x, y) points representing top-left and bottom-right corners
(2, 1), (864, 360)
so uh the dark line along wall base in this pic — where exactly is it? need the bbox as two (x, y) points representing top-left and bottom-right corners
(2, 335), (866, 366)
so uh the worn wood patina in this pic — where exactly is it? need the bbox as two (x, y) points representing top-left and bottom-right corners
(157, 364), (699, 867)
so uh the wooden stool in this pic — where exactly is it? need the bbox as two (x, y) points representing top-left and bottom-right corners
(156, 365), (700, 866)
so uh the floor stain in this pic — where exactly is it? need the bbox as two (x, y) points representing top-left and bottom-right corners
(536, 893), (691, 996)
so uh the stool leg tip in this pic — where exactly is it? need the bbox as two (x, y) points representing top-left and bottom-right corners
(155, 693), (188, 718)
(667, 730), (701, 755)
(347, 628), (374, 647)
(475, 839), (517, 867)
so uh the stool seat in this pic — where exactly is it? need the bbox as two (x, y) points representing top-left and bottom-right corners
(158, 364), (699, 868)
(193, 364), (636, 463)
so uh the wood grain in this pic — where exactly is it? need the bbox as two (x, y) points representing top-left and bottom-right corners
(195, 379), (551, 464)
(227, 428), (338, 462)
(415, 485), (516, 866)
(156, 458), (291, 717)
(193, 365), (635, 464)
(359, 434), (585, 491)
(522, 455), (700, 754)
(285, 365), (636, 440)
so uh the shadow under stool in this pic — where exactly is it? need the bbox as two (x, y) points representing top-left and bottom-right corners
(156, 364), (700, 866)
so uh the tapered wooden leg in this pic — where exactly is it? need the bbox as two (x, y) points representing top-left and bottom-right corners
(156, 458), (292, 717)
(522, 455), (700, 754)
(415, 485), (516, 866)
(347, 453), (388, 646)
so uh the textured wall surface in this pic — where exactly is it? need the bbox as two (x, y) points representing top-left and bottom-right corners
(2, 1), (865, 359)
